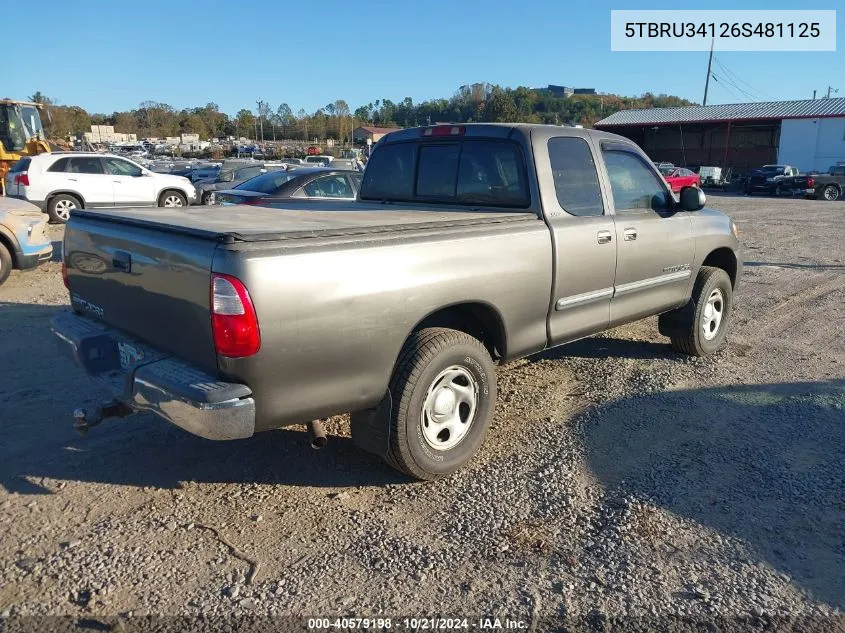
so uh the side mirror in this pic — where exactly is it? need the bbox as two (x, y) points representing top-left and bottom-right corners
(679, 186), (706, 211)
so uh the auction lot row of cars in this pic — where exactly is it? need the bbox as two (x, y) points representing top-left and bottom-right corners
(653, 160), (845, 201)
(2, 151), (366, 222)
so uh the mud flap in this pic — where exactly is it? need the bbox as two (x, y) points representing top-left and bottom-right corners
(350, 391), (392, 456)
(658, 300), (695, 337)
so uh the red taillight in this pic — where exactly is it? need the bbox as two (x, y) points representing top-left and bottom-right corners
(14, 173), (29, 186)
(62, 261), (69, 289)
(807, 176), (815, 188)
(422, 125), (465, 137)
(210, 273), (261, 357)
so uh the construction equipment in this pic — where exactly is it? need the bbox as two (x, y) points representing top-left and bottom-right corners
(0, 99), (69, 195)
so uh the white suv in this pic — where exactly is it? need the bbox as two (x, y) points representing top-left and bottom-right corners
(4, 152), (197, 223)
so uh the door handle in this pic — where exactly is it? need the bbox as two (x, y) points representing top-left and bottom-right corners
(597, 230), (612, 244)
(623, 228), (637, 241)
(67, 178), (77, 182)
(113, 180), (121, 184)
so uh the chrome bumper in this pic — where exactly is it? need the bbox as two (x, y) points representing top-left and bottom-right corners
(51, 311), (255, 440)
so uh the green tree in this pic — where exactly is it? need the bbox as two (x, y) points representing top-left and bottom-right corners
(235, 109), (255, 139)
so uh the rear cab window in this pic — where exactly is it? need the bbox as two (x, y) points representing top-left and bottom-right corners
(360, 139), (530, 209)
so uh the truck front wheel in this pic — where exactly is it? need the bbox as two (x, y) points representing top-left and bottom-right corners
(665, 266), (733, 357)
(373, 327), (497, 480)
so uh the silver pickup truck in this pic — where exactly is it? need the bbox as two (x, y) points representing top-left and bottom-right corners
(53, 124), (742, 480)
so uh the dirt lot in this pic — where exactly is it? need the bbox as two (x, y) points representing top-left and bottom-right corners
(1, 194), (843, 630)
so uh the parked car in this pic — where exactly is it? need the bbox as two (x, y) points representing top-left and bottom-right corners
(305, 146), (321, 155)
(4, 153), (197, 223)
(194, 164), (284, 205)
(187, 165), (221, 183)
(744, 164), (799, 196)
(303, 155), (334, 166)
(53, 124), (741, 480)
(213, 168), (362, 206)
(659, 166), (701, 192)
(0, 196), (53, 286)
(779, 164), (844, 201)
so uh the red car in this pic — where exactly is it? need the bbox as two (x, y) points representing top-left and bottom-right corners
(660, 166), (700, 192)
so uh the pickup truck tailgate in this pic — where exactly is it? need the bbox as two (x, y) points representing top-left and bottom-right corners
(64, 213), (219, 373)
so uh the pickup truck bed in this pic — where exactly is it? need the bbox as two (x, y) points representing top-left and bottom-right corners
(72, 204), (535, 242)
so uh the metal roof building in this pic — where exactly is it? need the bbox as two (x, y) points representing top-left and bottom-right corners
(595, 98), (845, 173)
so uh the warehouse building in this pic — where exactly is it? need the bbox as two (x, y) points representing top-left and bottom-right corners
(595, 98), (845, 173)
(353, 126), (401, 144)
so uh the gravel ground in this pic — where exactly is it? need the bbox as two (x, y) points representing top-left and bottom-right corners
(0, 194), (843, 631)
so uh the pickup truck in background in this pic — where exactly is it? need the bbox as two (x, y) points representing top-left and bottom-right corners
(52, 124), (742, 480)
(744, 164), (799, 196)
(779, 164), (845, 201)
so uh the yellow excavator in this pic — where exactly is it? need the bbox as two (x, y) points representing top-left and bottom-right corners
(0, 99), (70, 195)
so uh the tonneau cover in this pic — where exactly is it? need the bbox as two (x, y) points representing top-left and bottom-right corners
(72, 203), (536, 242)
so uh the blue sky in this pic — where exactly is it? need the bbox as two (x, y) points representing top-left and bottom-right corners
(7, 0), (842, 116)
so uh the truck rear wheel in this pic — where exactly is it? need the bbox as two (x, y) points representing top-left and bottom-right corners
(374, 327), (497, 480)
(666, 266), (733, 357)
(821, 184), (841, 201)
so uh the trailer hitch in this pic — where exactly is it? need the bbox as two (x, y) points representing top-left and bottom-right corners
(72, 400), (133, 435)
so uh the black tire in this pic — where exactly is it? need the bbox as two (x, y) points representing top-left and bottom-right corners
(201, 191), (214, 205)
(158, 190), (187, 207)
(0, 241), (12, 286)
(378, 327), (497, 480)
(47, 194), (81, 223)
(821, 184), (841, 202)
(669, 267), (733, 357)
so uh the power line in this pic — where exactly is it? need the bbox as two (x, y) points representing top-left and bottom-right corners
(711, 75), (746, 102)
(711, 71), (758, 102)
(712, 63), (761, 101)
(713, 57), (772, 100)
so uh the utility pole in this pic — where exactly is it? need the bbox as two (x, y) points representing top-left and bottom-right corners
(813, 90), (817, 100)
(825, 86), (839, 99)
(256, 100), (265, 142)
(703, 37), (714, 106)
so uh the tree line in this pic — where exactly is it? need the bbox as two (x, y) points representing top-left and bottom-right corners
(29, 85), (694, 142)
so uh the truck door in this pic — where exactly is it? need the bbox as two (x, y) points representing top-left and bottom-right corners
(598, 141), (696, 326)
(537, 135), (618, 345)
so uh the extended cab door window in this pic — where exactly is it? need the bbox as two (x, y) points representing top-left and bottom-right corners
(543, 135), (615, 345)
(548, 137), (604, 216)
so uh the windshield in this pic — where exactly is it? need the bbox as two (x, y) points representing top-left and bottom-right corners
(759, 166), (785, 175)
(20, 106), (44, 139)
(0, 104), (29, 151)
(234, 171), (296, 194)
(659, 166), (675, 176)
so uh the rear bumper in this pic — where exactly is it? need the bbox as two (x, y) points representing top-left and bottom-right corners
(51, 311), (255, 440)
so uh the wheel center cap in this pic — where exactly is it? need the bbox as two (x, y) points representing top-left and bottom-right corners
(433, 388), (456, 417)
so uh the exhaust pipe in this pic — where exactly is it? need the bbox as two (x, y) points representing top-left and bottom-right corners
(308, 419), (327, 450)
